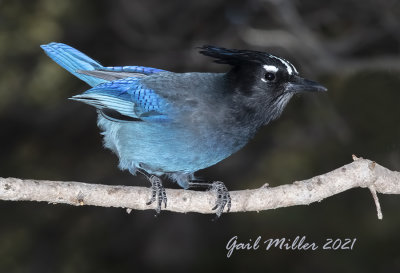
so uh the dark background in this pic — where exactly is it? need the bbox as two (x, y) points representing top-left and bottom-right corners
(1, 0), (400, 272)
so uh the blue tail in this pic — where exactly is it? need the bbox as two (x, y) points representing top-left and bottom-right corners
(41, 42), (107, 87)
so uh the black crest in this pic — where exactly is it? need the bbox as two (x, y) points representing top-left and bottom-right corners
(198, 45), (271, 66)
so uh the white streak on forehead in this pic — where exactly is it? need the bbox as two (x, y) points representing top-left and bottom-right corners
(289, 62), (298, 74)
(263, 65), (278, 73)
(270, 55), (296, 75)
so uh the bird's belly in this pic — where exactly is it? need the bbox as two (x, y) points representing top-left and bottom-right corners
(98, 117), (244, 174)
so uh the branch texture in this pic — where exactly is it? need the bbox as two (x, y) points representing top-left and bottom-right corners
(1, 157), (399, 217)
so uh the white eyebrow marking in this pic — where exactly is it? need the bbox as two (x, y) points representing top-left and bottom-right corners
(263, 65), (278, 73)
(270, 55), (296, 75)
(289, 62), (298, 74)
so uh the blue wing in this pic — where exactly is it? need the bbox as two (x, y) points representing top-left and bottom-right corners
(41, 42), (166, 87)
(41, 42), (170, 122)
(71, 77), (170, 122)
(100, 66), (165, 75)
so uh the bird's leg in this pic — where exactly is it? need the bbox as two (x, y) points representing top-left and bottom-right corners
(188, 180), (231, 217)
(146, 175), (167, 213)
(138, 169), (167, 214)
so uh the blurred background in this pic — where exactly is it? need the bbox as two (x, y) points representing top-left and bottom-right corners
(1, 0), (400, 272)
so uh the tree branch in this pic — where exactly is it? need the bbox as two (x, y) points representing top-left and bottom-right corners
(1, 156), (399, 218)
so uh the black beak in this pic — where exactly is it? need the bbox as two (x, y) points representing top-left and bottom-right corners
(286, 75), (327, 93)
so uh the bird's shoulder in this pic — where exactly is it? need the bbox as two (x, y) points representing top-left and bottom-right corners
(141, 71), (228, 98)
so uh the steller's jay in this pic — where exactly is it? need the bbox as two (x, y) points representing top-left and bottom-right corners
(41, 43), (327, 216)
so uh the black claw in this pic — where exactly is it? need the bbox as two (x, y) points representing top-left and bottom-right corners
(146, 175), (167, 214)
(210, 181), (231, 217)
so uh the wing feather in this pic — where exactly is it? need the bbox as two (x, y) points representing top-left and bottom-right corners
(70, 77), (169, 122)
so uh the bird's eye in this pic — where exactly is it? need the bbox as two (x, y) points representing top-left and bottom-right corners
(265, 72), (276, 81)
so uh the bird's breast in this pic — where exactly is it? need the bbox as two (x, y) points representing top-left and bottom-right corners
(97, 113), (254, 174)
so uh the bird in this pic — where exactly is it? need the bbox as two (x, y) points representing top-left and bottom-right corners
(41, 42), (327, 217)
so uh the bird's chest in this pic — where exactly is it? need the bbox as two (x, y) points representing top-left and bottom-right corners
(98, 114), (253, 173)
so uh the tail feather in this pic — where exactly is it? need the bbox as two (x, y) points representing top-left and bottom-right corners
(40, 42), (107, 87)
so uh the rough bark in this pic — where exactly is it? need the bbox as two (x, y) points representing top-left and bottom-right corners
(1, 156), (399, 218)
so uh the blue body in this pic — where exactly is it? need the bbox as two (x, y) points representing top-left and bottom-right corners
(41, 43), (255, 188)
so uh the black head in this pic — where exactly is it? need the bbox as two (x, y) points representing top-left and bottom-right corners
(199, 45), (327, 125)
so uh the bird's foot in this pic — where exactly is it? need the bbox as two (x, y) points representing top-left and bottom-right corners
(146, 175), (167, 214)
(209, 181), (231, 218)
